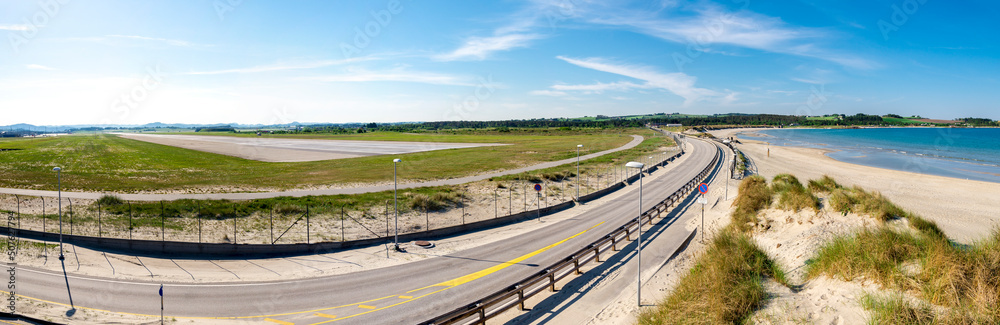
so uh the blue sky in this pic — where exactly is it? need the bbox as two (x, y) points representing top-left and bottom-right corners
(2, 0), (998, 125)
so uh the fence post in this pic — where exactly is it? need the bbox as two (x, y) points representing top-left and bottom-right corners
(341, 205), (345, 242)
(97, 200), (101, 238)
(160, 201), (165, 242)
(306, 205), (310, 245)
(197, 202), (202, 243)
(494, 188), (498, 219)
(523, 182), (527, 213)
(270, 205), (274, 245)
(42, 197), (46, 235)
(68, 198), (73, 236)
(14, 195), (19, 229)
(233, 204), (237, 245)
(128, 201), (132, 241)
(508, 186), (512, 217)
(425, 208), (429, 231)
(385, 200), (390, 237)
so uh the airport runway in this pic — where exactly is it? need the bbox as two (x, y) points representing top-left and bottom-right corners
(116, 133), (508, 162)
(0, 135), (644, 201)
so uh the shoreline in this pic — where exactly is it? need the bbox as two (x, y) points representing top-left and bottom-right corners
(711, 128), (1000, 244)
(730, 127), (1000, 184)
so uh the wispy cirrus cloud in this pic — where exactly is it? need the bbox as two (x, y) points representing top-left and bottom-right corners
(26, 64), (56, 70)
(464, 0), (875, 69)
(0, 24), (29, 31)
(435, 33), (543, 61)
(529, 89), (568, 97)
(65, 35), (201, 47)
(551, 56), (729, 104)
(183, 57), (374, 75)
(301, 69), (473, 86)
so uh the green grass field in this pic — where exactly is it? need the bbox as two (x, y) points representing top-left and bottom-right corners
(881, 117), (925, 124)
(0, 128), (639, 192)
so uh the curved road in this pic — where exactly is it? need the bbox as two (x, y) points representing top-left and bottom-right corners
(10, 138), (722, 324)
(0, 135), (643, 201)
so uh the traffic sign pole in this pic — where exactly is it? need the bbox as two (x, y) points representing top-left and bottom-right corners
(697, 183), (708, 242)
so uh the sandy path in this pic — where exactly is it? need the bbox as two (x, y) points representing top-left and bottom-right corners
(0, 135), (643, 200)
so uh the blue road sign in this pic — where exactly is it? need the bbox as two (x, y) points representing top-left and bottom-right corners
(534, 184), (542, 192)
(159, 285), (163, 297)
(698, 183), (709, 194)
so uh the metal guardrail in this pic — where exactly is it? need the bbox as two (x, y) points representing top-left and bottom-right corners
(420, 141), (722, 325)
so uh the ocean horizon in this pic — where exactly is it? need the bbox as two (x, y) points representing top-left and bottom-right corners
(738, 128), (1000, 184)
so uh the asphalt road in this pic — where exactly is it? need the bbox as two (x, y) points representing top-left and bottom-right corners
(11, 137), (721, 324)
(0, 135), (643, 201)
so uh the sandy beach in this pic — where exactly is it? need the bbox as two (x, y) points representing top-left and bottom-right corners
(714, 127), (1000, 244)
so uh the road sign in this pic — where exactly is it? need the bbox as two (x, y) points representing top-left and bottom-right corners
(534, 184), (542, 192)
(698, 183), (708, 194)
(159, 285), (163, 297)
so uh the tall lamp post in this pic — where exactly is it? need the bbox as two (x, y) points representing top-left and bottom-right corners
(393, 159), (402, 251)
(625, 161), (644, 307)
(53, 167), (64, 261)
(576, 144), (583, 201)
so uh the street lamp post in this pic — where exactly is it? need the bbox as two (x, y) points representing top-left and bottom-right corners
(53, 167), (64, 261)
(625, 161), (644, 307)
(576, 144), (583, 201)
(393, 159), (402, 251)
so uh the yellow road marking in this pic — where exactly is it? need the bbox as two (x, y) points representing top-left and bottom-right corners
(0, 320), (23, 325)
(397, 295), (413, 299)
(313, 313), (337, 319)
(264, 318), (295, 325)
(2, 221), (607, 324)
(311, 222), (607, 324)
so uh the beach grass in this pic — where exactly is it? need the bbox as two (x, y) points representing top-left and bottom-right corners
(639, 176), (790, 324)
(771, 174), (820, 213)
(637, 228), (788, 325)
(808, 213), (999, 322)
(0, 128), (639, 192)
(731, 175), (772, 232)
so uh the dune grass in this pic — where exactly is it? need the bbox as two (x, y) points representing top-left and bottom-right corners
(0, 128), (637, 192)
(808, 211), (999, 323)
(771, 174), (820, 213)
(730, 175), (772, 232)
(639, 177), (788, 324)
(638, 229), (788, 325)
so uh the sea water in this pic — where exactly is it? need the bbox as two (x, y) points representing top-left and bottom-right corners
(739, 128), (1000, 183)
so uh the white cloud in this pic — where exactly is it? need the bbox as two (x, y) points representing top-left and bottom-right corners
(184, 58), (373, 75)
(555, 56), (725, 104)
(435, 33), (542, 61)
(106, 35), (194, 47)
(529, 90), (568, 96)
(25, 64), (56, 71)
(0, 24), (29, 31)
(303, 69), (472, 86)
(551, 81), (650, 93)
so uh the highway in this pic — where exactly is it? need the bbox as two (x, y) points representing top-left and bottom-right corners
(10, 137), (722, 324)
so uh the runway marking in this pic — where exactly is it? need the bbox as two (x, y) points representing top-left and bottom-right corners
(2, 221), (606, 324)
(264, 318), (295, 325)
(313, 313), (337, 319)
(356, 305), (376, 310)
(397, 295), (412, 299)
